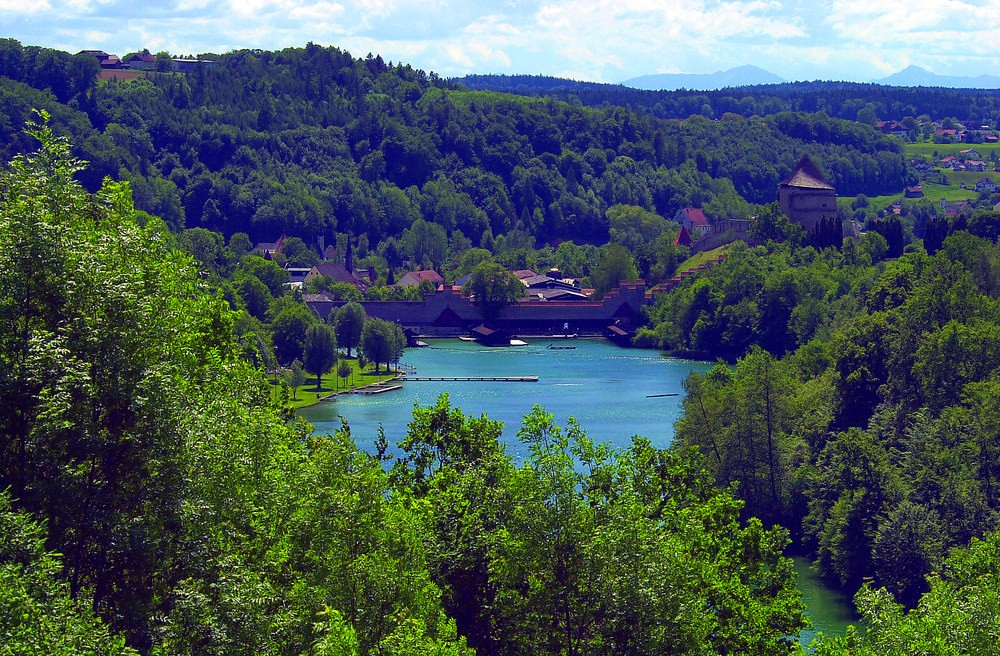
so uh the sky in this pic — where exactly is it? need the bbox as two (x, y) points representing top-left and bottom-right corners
(3, 0), (1000, 83)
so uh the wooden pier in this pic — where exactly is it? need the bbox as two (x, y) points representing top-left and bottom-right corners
(401, 375), (538, 382)
(357, 384), (403, 395)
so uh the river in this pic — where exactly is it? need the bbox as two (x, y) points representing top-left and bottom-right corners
(298, 337), (858, 642)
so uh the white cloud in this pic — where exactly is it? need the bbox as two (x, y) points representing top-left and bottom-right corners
(4, 0), (1000, 82)
(0, 0), (52, 14)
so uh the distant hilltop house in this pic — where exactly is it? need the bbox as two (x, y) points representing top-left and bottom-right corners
(905, 185), (924, 198)
(124, 52), (157, 71)
(777, 155), (837, 233)
(78, 49), (216, 73)
(674, 226), (693, 247)
(941, 199), (974, 218)
(874, 120), (909, 138)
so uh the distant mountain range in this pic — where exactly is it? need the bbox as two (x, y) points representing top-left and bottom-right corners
(620, 65), (786, 91)
(876, 65), (1000, 89)
(618, 64), (1000, 91)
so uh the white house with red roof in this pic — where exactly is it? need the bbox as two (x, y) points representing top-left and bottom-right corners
(675, 207), (711, 239)
(396, 269), (444, 288)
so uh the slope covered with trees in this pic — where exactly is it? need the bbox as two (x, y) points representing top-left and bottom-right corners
(0, 39), (908, 255)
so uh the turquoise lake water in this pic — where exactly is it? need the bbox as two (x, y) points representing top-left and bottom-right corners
(299, 337), (711, 460)
(298, 337), (857, 642)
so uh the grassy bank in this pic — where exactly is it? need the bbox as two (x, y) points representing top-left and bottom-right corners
(675, 246), (727, 276)
(270, 358), (399, 409)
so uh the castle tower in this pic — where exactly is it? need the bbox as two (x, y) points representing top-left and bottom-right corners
(777, 155), (837, 233)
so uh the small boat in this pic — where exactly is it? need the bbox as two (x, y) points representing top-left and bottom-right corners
(547, 343), (576, 350)
(509, 339), (528, 346)
(458, 336), (476, 342)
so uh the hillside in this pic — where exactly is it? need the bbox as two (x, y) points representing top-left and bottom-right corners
(0, 40), (908, 251)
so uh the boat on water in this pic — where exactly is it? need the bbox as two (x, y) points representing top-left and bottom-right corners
(547, 343), (576, 350)
(509, 339), (528, 346)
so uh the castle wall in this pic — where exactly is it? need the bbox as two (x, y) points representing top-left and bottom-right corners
(359, 283), (650, 336)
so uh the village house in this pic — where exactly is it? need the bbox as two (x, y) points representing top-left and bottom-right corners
(967, 160), (988, 173)
(905, 185), (924, 198)
(519, 269), (589, 301)
(975, 177), (998, 193)
(303, 262), (373, 292)
(396, 269), (444, 288)
(674, 207), (711, 239)
(960, 148), (983, 160)
(911, 159), (935, 174)
(941, 199), (974, 218)
(254, 235), (285, 259)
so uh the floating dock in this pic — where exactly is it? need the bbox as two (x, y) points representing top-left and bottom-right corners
(357, 384), (403, 395)
(401, 375), (538, 382)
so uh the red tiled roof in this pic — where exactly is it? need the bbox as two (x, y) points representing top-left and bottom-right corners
(679, 207), (710, 227)
(674, 226), (694, 246)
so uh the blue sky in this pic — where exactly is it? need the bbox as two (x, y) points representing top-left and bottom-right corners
(2, 0), (999, 83)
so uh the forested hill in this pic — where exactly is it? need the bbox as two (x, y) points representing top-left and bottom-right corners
(455, 74), (1000, 125)
(0, 39), (907, 246)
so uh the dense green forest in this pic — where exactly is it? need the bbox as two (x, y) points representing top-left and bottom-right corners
(0, 38), (908, 254)
(456, 74), (1000, 128)
(5, 38), (1000, 654)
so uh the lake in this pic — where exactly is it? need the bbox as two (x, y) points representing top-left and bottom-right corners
(298, 337), (858, 642)
(299, 337), (711, 460)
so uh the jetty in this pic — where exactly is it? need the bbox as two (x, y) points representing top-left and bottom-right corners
(401, 375), (538, 382)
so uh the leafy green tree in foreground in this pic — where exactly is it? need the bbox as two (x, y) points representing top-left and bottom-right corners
(0, 491), (135, 655)
(812, 531), (1000, 655)
(393, 395), (807, 655)
(0, 116), (471, 655)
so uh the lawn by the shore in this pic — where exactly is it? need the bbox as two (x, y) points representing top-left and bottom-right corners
(270, 358), (399, 409)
